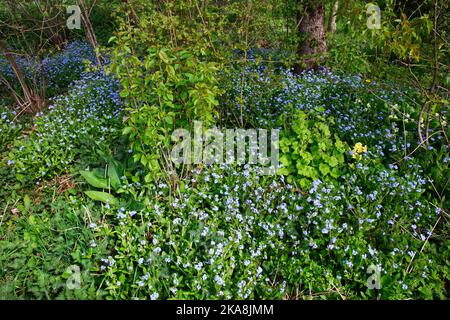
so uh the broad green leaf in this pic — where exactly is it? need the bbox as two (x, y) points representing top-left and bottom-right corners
(330, 167), (341, 178)
(278, 167), (290, 175)
(108, 162), (122, 190)
(164, 116), (173, 125)
(85, 191), (118, 205)
(122, 127), (133, 135)
(80, 170), (108, 189)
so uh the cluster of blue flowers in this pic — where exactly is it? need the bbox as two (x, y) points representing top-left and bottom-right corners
(222, 64), (447, 162)
(0, 41), (96, 96)
(5, 70), (123, 183)
(89, 153), (440, 299)
(42, 41), (97, 91)
(84, 58), (447, 300)
(2, 43), (446, 300)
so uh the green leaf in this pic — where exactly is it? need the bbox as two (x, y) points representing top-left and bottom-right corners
(158, 50), (169, 63)
(84, 191), (118, 205)
(279, 155), (290, 166)
(144, 173), (153, 183)
(80, 170), (108, 189)
(330, 167), (341, 178)
(122, 127), (133, 135)
(149, 159), (159, 170)
(140, 154), (148, 166)
(108, 162), (121, 191)
(319, 163), (330, 176)
(299, 151), (313, 164)
(164, 116), (173, 125)
(24, 194), (31, 211)
(328, 156), (339, 167)
(278, 167), (290, 175)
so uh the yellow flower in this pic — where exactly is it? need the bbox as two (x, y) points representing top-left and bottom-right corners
(365, 79), (371, 83)
(352, 142), (368, 159)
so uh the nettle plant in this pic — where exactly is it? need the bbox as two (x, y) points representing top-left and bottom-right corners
(278, 110), (348, 189)
(109, 43), (220, 184)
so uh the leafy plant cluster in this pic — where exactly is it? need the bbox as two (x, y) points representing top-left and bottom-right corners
(87, 157), (447, 300)
(0, 0), (448, 302)
(0, 105), (22, 153)
(221, 63), (446, 164)
(1, 48), (448, 300)
(4, 71), (124, 185)
(279, 110), (348, 188)
(109, 42), (220, 182)
(0, 189), (108, 299)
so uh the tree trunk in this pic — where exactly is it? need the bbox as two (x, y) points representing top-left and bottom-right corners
(295, 1), (327, 73)
(328, 1), (338, 38)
